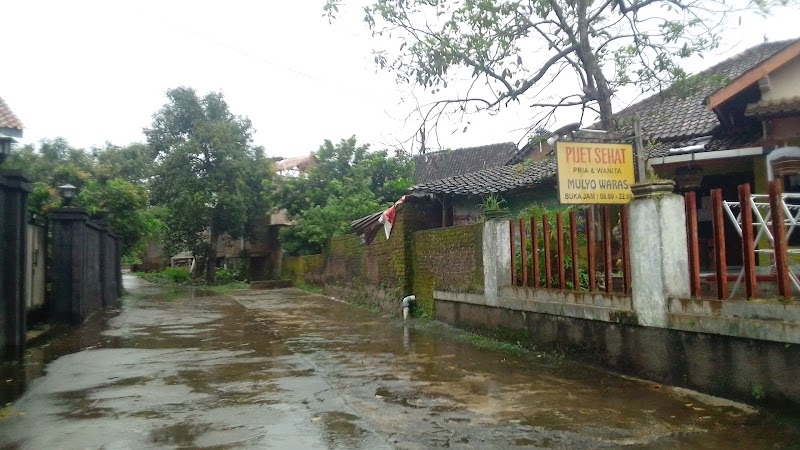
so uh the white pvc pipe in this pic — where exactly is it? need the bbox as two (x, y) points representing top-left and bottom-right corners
(401, 295), (416, 319)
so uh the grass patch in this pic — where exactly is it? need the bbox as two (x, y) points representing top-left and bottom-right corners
(350, 302), (382, 314)
(456, 331), (529, 356)
(294, 282), (324, 295)
(407, 319), (558, 363)
(134, 269), (249, 292)
(124, 285), (191, 302)
(0, 406), (21, 422)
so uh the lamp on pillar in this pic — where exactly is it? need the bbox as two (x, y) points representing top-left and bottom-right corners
(0, 133), (15, 166)
(57, 183), (78, 206)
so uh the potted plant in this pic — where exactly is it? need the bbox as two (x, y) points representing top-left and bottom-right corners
(481, 192), (510, 219)
(630, 166), (675, 199)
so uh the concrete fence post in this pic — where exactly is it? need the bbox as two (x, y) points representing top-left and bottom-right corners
(482, 219), (511, 307)
(0, 171), (32, 360)
(92, 212), (117, 307)
(629, 192), (691, 327)
(114, 234), (123, 298)
(104, 232), (118, 304)
(85, 221), (103, 314)
(50, 207), (91, 324)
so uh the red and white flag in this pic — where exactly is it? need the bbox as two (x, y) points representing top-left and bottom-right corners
(378, 195), (409, 239)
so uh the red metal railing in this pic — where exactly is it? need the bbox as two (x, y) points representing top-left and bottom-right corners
(683, 179), (798, 300)
(510, 180), (798, 301)
(509, 206), (631, 295)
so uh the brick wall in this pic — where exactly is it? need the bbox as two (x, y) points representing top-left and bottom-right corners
(283, 254), (325, 285)
(411, 223), (484, 316)
(283, 202), (484, 317)
(282, 200), (440, 314)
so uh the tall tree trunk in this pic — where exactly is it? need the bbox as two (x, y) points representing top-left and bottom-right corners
(576, 0), (615, 131)
(206, 231), (219, 283)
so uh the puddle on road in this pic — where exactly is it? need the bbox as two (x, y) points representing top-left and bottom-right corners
(2, 277), (800, 449)
(234, 290), (800, 449)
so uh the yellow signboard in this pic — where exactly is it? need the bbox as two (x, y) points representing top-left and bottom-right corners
(556, 142), (635, 204)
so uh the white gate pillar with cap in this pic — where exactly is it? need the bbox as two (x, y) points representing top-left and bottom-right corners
(629, 192), (691, 327)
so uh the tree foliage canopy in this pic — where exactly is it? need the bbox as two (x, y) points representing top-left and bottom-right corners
(268, 136), (413, 255)
(145, 87), (272, 281)
(326, 0), (788, 139)
(4, 139), (161, 256)
(9, 138), (94, 189)
(78, 178), (162, 256)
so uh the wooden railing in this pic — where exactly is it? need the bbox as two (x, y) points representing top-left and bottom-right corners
(684, 179), (799, 300)
(509, 206), (631, 295)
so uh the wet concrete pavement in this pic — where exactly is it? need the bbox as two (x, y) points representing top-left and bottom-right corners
(2, 275), (800, 449)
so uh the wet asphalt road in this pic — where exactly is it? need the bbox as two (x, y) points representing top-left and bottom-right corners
(1, 275), (800, 449)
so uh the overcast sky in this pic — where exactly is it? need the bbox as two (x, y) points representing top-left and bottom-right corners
(2, 1), (799, 159)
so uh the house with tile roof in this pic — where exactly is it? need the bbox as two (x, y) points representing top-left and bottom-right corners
(413, 142), (519, 184)
(0, 97), (24, 153)
(411, 141), (557, 226)
(640, 38), (800, 268)
(353, 37), (800, 245)
(618, 38), (800, 171)
(350, 141), (552, 239)
(412, 38), (800, 245)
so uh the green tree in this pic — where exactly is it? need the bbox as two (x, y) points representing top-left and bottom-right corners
(6, 138), (94, 188)
(145, 87), (271, 282)
(26, 182), (62, 222)
(279, 181), (381, 255)
(325, 0), (787, 137)
(77, 178), (162, 257)
(4, 138), (161, 256)
(268, 136), (413, 255)
(93, 142), (153, 183)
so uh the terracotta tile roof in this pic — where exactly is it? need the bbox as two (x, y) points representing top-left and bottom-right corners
(745, 96), (800, 117)
(611, 39), (796, 141)
(0, 97), (24, 131)
(412, 155), (556, 195)
(413, 142), (519, 184)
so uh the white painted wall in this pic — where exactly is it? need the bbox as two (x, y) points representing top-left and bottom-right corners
(761, 56), (800, 102)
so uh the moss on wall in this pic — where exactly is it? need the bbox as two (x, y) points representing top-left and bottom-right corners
(411, 223), (484, 316)
(281, 201), (441, 314)
(282, 200), (484, 317)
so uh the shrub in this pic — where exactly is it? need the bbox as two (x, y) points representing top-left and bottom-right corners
(215, 268), (236, 285)
(163, 267), (191, 284)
